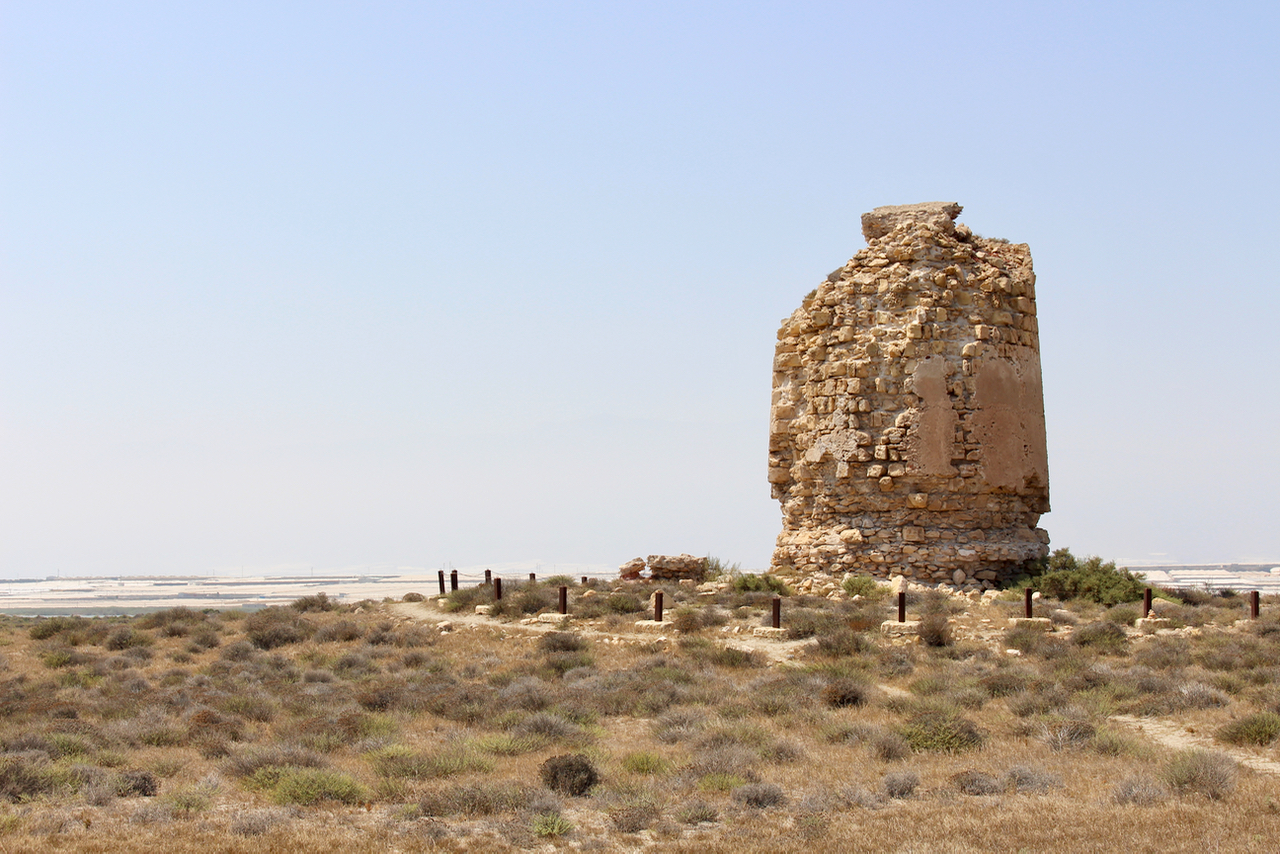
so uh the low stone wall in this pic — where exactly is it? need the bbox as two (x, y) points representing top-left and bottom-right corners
(618, 554), (706, 581)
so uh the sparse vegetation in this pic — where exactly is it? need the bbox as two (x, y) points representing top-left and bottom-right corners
(0, 572), (1276, 849)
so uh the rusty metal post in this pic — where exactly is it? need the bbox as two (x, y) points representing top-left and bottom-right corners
(484, 569), (491, 585)
(772, 597), (781, 629)
(581, 576), (588, 586)
(449, 570), (458, 592)
(529, 572), (537, 583)
(558, 586), (567, 615)
(1024, 587), (1033, 619)
(1251, 590), (1260, 620)
(437, 570), (445, 595)
(898, 591), (906, 623)
(1143, 588), (1152, 618)
(655, 590), (664, 623)
(494, 578), (502, 600)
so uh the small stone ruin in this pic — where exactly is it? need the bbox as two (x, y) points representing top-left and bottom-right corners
(618, 554), (706, 581)
(768, 202), (1050, 590)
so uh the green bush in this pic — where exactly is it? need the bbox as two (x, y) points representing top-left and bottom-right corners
(842, 575), (887, 598)
(532, 812), (573, 837)
(1217, 712), (1280, 746)
(1033, 549), (1145, 606)
(731, 574), (791, 595)
(621, 751), (672, 775)
(897, 709), (984, 753)
(263, 768), (367, 805)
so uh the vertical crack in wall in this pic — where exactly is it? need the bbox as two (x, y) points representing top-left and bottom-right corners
(768, 202), (1050, 589)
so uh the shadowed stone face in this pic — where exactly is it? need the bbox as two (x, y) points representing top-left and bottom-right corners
(768, 202), (1050, 588)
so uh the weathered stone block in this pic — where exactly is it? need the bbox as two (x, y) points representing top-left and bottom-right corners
(1007, 617), (1053, 631)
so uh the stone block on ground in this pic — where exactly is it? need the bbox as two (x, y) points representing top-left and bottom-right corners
(881, 620), (922, 638)
(1134, 617), (1170, 633)
(752, 626), (787, 639)
(1007, 617), (1053, 631)
(633, 619), (673, 633)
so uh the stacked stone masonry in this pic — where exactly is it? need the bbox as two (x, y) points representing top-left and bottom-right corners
(769, 202), (1050, 590)
(618, 555), (706, 581)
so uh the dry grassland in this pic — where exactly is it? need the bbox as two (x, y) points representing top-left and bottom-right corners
(1, 578), (1279, 853)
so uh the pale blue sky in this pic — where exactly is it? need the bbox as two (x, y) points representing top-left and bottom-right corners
(3, 1), (1278, 578)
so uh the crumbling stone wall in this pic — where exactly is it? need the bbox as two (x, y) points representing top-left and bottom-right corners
(619, 555), (706, 581)
(768, 202), (1049, 589)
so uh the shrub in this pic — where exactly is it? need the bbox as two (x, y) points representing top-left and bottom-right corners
(105, 629), (152, 651)
(731, 782), (786, 808)
(882, 769), (919, 798)
(115, 770), (159, 798)
(951, 770), (1001, 795)
(314, 620), (363, 643)
(1074, 621), (1129, 652)
(267, 768), (366, 805)
(732, 574), (790, 595)
(671, 607), (708, 634)
(402, 592), (425, 602)
(1038, 718), (1096, 751)
(703, 556), (739, 579)
(539, 632), (587, 653)
(676, 799), (719, 823)
(822, 677), (870, 708)
(0, 755), (57, 802)
(291, 592), (336, 613)
(621, 751), (672, 775)
(1002, 766), (1062, 793)
(898, 709), (984, 753)
(1162, 749), (1237, 799)
(369, 745), (492, 779)
(243, 608), (314, 649)
(415, 782), (536, 817)
(677, 638), (761, 668)
(843, 575), (886, 598)
(1034, 550), (1144, 606)
(919, 613), (952, 648)
(540, 754), (599, 796)
(223, 746), (328, 779)
(1217, 712), (1280, 746)
(815, 628), (872, 657)
(1113, 775), (1168, 805)
(604, 593), (644, 614)
(28, 616), (91, 641)
(532, 813), (573, 837)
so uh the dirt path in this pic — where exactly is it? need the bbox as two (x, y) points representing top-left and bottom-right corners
(1112, 714), (1280, 775)
(386, 601), (816, 664)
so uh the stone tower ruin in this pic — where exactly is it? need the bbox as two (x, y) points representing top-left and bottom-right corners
(768, 202), (1049, 589)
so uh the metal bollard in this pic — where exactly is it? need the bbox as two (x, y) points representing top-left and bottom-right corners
(655, 591), (664, 623)
(772, 597), (781, 629)
(484, 569), (491, 585)
(529, 573), (537, 583)
(898, 591), (906, 623)
(1024, 587), (1034, 619)
(558, 586), (568, 615)
(1143, 588), (1152, 618)
(437, 570), (445, 596)
(1251, 590), (1260, 620)
(450, 570), (458, 592)
(494, 578), (503, 601)
(581, 576), (588, 586)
